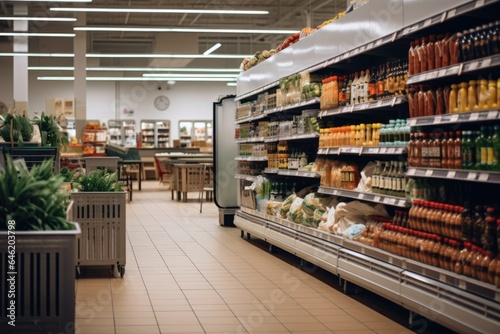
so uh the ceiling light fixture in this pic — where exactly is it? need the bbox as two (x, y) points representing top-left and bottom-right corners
(0, 16), (76, 22)
(0, 32), (75, 37)
(37, 76), (237, 82)
(227, 82), (237, 86)
(74, 26), (299, 34)
(11, 0), (91, 2)
(203, 43), (221, 56)
(28, 66), (241, 72)
(143, 73), (238, 78)
(86, 53), (250, 59)
(1, 52), (248, 59)
(51, 7), (267, 15)
(0, 52), (74, 57)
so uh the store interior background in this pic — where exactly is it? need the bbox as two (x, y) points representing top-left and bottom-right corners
(0, 56), (235, 142)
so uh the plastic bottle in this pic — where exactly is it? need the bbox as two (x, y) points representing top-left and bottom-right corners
(478, 79), (489, 110)
(468, 80), (479, 111)
(449, 84), (459, 113)
(488, 80), (498, 109)
(457, 82), (468, 112)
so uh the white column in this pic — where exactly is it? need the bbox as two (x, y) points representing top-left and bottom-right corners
(74, 12), (87, 140)
(13, 3), (28, 114)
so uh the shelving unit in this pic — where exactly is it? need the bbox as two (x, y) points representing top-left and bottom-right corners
(108, 120), (136, 147)
(178, 120), (212, 147)
(82, 129), (107, 156)
(140, 120), (170, 148)
(232, 0), (500, 333)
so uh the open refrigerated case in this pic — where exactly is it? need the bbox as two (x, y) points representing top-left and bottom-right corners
(213, 95), (238, 226)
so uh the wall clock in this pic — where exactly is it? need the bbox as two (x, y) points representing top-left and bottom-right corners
(154, 95), (170, 111)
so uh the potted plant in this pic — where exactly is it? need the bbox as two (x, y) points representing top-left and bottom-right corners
(34, 112), (69, 151)
(0, 111), (35, 146)
(0, 155), (80, 333)
(70, 169), (127, 277)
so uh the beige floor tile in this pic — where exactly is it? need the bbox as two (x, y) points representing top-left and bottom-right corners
(115, 325), (160, 334)
(76, 311), (114, 320)
(283, 322), (330, 332)
(148, 289), (186, 300)
(201, 323), (246, 333)
(112, 316), (158, 326)
(322, 321), (370, 331)
(74, 325), (115, 334)
(277, 314), (320, 324)
(363, 321), (409, 330)
(177, 281), (213, 290)
(334, 330), (375, 334)
(194, 309), (235, 318)
(159, 324), (205, 333)
(372, 329), (416, 334)
(190, 304), (231, 311)
(113, 311), (157, 320)
(75, 318), (114, 327)
(198, 316), (241, 325)
(155, 311), (199, 325)
(113, 305), (153, 312)
(153, 303), (193, 312)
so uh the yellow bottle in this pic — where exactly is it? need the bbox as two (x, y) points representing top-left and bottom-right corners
(488, 80), (498, 109)
(457, 82), (468, 112)
(366, 123), (373, 146)
(468, 80), (479, 111)
(350, 125), (356, 146)
(359, 123), (366, 146)
(449, 84), (459, 113)
(478, 79), (489, 110)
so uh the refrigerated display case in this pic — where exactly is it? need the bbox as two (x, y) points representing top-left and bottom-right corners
(140, 120), (170, 148)
(178, 120), (212, 147)
(107, 120), (122, 145)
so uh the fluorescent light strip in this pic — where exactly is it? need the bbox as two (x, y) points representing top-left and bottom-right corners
(203, 43), (221, 56)
(0, 32), (75, 37)
(1, 52), (248, 59)
(143, 73), (238, 78)
(0, 16), (76, 22)
(52, 7), (267, 15)
(86, 53), (250, 59)
(28, 66), (241, 72)
(37, 76), (236, 82)
(75, 26), (299, 34)
(12, 0), (91, 2)
(0, 52), (74, 57)
(227, 82), (237, 86)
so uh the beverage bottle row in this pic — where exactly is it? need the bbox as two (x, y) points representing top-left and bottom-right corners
(408, 126), (500, 171)
(461, 205), (500, 255)
(408, 77), (500, 118)
(378, 223), (500, 286)
(371, 160), (407, 198)
(320, 60), (408, 110)
(379, 120), (410, 146)
(408, 200), (463, 240)
(319, 123), (381, 147)
(408, 20), (500, 76)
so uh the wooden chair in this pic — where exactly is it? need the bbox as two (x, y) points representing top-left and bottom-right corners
(199, 163), (214, 213)
(154, 156), (171, 187)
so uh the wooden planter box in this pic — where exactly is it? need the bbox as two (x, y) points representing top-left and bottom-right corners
(69, 191), (127, 277)
(0, 222), (80, 333)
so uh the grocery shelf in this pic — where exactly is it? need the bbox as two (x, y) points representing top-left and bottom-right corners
(318, 146), (408, 156)
(399, 0), (498, 38)
(235, 113), (267, 125)
(234, 156), (268, 162)
(235, 136), (266, 144)
(406, 54), (500, 85)
(263, 167), (279, 174)
(407, 110), (500, 127)
(317, 186), (409, 207)
(235, 80), (279, 102)
(406, 167), (500, 184)
(234, 174), (259, 182)
(277, 170), (320, 178)
(263, 132), (319, 143)
(234, 208), (500, 334)
(265, 97), (321, 116)
(318, 96), (407, 118)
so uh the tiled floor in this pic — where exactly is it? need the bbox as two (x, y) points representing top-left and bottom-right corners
(74, 181), (423, 334)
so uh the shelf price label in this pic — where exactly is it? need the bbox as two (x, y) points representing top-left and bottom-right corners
(478, 173), (489, 182)
(425, 169), (434, 177)
(475, 0), (485, 8)
(358, 193), (365, 199)
(469, 113), (479, 121)
(467, 172), (477, 180)
(447, 171), (456, 178)
(481, 57), (492, 68)
(488, 111), (498, 119)
(374, 196), (381, 203)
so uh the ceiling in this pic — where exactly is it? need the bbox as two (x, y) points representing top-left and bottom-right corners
(0, 0), (348, 72)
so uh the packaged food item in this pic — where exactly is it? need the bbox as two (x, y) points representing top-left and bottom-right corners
(278, 194), (297, 219)
(288, 197), (305, 224)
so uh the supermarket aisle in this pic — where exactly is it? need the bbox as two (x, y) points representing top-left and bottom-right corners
(74, 181), (417, 334)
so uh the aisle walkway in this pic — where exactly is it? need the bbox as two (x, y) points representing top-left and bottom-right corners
(75, 181), (418, 334)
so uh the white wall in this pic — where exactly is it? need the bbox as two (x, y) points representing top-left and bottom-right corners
(0, 59), (236, 146)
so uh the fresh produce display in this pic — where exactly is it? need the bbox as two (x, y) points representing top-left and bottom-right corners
(241, 49), (276, 71)
(0, 156), (72, 231)
(0, 112), (34, 144)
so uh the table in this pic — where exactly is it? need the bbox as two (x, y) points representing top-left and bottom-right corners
(155, 152), (213, 164)
(170, 163), (205, 202)
(119, 159), (142, 191)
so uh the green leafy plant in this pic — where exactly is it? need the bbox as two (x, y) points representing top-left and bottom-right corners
(0, 113), (34, 145)
(73, 169), (122, 192)
(34, 112), (69, 151)
(0, 156), (73, 231)
(59, 166), (83, 182)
